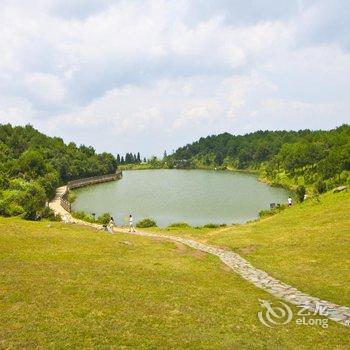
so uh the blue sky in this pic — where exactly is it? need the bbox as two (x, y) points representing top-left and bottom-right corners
(0, 0), (349, 156)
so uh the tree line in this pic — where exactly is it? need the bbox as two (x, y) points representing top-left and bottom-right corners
(116, 152), (145, 165)
(167, 124), (350, 191)
(0, 124), (118, 219)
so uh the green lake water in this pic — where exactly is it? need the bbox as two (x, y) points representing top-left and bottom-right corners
(72, 169), (289, 227)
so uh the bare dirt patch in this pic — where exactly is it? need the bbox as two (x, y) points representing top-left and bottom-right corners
(238, 245), (258, 255)
(173, 242), (206, 259)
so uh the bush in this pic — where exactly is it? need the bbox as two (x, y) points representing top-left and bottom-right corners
(203, 223), (220, 229)
(136, 218), (157, 228)
(21, 182), (47, 220)
(259, 204), (287, 218)
(67, 191), (77, 203)
(0, 175), (9, 190)
(315, 180), (327, 194)
(71, 211), (112, 224)
(167, 222), (191, 228)
(0, 179), (46, 219)
(8, 203), (25, 217)
(72, 211), (95, 223)
(296, 185), (306, 202)
(97, 213), (111, 225)
(38, 171), (60, 198)
(41, 206), (61, 221)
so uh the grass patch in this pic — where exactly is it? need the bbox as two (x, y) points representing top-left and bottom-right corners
(259, 204), (287, 218)
(167, 222), (191, 228)
(0, 218), (349, 348)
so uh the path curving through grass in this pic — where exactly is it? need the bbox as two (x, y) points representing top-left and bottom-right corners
(49, 187), (350, 327)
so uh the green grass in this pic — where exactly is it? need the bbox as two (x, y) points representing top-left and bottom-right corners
(0, 214), (349, 348)
(152, 191), (350, 308)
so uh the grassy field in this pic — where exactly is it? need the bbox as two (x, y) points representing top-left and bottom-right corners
(153, 190), (350, 307)
(0, 192), (349, 348)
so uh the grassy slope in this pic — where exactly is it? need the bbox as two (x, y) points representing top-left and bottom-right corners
(0, 218), (349, 348)
(156, 191), (350, 308)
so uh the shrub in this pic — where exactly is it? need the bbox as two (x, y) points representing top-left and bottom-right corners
(38, 172), (60, 198)
(72, 211), (95, 223)
(296, 185), (306, 202)
(0, 179), (46, 219)
(314, 180), (327, 194)
(21, 182), (47, 220)
(167, 222), (190, 228)
(97, 213), (111, 225)
(0, 175), (9, 190)
(203, 223), (220, 228)
(0, 200), (5, 216)
(67, 191), (77, 204)
(136, 218), (157, 228)
(41, 206), (61, 221)
(71, 211), (112, 224)
(8, 203), (25, 217)
(259, 204), (287, 218)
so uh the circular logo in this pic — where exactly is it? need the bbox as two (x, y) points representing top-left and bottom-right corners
(258, 299), (293, 327)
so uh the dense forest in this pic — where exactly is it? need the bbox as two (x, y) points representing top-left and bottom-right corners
(167, 124), (350, 191)
(0, 124), (118, 219)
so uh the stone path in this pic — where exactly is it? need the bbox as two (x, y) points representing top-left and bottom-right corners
(49, 186), (102, 229)
(49, 187), (350, 327)
(48, 186), (68, 217)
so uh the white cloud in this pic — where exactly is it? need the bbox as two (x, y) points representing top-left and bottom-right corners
(0, 0), (349, 155)
(172, 101), (221, 130)
(0, 98), (35, 125)
(24, 73), (66, 104)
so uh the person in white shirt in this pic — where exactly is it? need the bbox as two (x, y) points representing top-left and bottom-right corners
(107, 217), (115, 233)
(288, 196), (292, 206)
(129, 214), (135, 232)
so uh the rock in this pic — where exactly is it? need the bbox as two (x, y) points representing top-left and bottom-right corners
(333, 186), (347, 193)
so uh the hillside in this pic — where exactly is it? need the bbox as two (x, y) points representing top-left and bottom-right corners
(168, 125), (350, 191)
(0, 124), (117, 219)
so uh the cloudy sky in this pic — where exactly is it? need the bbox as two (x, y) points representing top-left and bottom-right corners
(0, 0), (349, 156)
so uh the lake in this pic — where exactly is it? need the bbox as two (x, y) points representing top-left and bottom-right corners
(72, 169), (289, 227)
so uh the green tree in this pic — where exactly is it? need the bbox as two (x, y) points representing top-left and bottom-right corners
(19, 150), (47, 178)
(296, 185), (306, 203)
(314, 180), (327, 194)
(214, 152), (224, 166)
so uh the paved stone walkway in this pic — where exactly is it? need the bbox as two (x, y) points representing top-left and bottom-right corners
(49, 187), (350, 327)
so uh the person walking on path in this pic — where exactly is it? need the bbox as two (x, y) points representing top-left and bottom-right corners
(129, 214), (136, 232)
(288, 196), (292, 207)
(107, 217), (115, 233)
